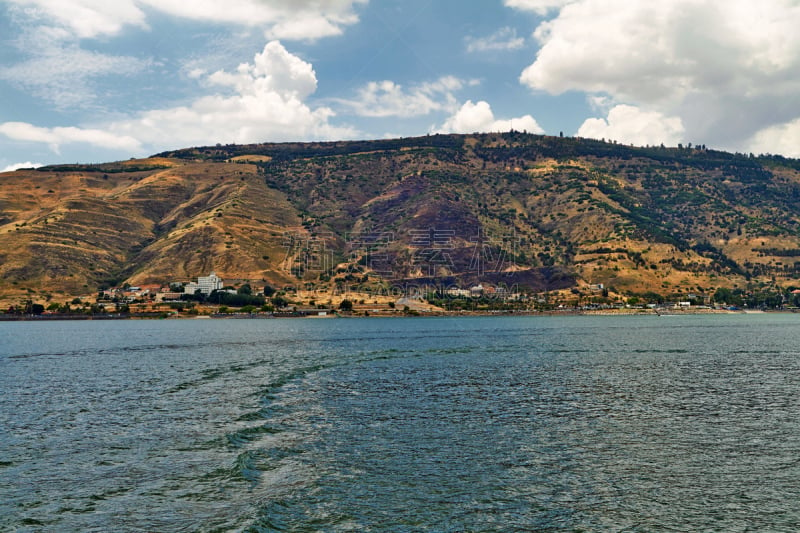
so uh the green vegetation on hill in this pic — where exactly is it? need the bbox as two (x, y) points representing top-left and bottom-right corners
(4, 132), (800, 305)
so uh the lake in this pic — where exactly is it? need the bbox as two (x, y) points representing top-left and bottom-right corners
(2, 314), (800, 531)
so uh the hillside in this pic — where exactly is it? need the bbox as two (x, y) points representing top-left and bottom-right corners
(3, 132), (800, 305)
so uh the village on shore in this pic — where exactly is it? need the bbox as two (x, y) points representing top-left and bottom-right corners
(5, 270), (797, 320)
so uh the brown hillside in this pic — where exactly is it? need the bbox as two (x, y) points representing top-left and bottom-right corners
(4, 133), (800, 305)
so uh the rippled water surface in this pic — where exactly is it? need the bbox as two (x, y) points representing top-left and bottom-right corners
(3, 314), (800, 531)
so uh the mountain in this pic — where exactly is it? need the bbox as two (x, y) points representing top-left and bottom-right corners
(3, 132), (800, 305)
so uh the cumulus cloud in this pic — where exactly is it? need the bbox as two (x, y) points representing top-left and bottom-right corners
(748, 118), (800, 158)
(466, 27), (525, 53)
(577, 105), (684, 146)
(2, 162), (43, 173)
(436, 100), (544, 135)
(107, 41), (355, 148)
(0, 122), (142, 153)
(515, 0), (800, 153)
(337, 76), (464, 118)
(3, 1), (366, 110)
(6, 0), (366, 40)
(206, 41), (318, 100)
(0, 42), (353, 155)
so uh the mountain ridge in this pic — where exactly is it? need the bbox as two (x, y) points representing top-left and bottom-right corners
(3, 132), (800, 306)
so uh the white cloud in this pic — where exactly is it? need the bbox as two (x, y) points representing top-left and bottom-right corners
(748, 118), (800, 158)
(265, 14), (345, 41)
(516, 0), (800, 153)
(504, 0), (575, 15)
(108, 41), (355, 148)
(466, 27), (525, 53)
(3, 1), (366, 111)
(337, 76), (463, 118)
(0, 122), (142, 153)
(0, 45), (152, 109)
(206, 41), (318, 100)
(0, 41), (355, 156)
(2, 162), (43, 173)
(577, 105), (684, 147)
(436, 100), (544, 135)
(6, 0), (147, 39)
(142, 0), (365, 40)
(6, 0), (367, 41)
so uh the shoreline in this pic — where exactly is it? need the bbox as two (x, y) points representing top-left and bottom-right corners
(1, 307), (791, 322)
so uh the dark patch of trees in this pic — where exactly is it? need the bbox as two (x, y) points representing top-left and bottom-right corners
(182, 290), (265, 307)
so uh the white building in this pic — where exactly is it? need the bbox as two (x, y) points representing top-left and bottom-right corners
(197, 272), (223, 295)
(184, 272), (224, 295)
(446, 288), (471, 298)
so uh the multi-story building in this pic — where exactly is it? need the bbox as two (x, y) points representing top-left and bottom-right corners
(197, 272), (223, 295)
(183, 272), (223, 295)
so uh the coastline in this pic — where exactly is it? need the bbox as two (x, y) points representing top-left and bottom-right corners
(0, 307), (785, 321)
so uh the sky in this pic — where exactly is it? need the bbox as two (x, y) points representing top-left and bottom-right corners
(2, 0), (800, 172)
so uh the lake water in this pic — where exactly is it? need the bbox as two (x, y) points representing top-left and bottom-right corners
(2, 314), (800, 531)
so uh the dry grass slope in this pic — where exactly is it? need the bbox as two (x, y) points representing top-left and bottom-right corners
(3, 133), (800, 304)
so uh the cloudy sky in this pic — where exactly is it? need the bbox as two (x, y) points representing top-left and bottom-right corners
(2, 0), (800, 172)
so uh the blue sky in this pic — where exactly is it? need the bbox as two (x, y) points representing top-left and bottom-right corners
(2, 0), (800, 171)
